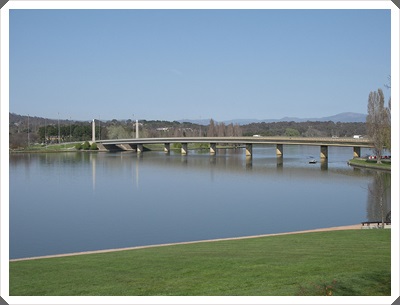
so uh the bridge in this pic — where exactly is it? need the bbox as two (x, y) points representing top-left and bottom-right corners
(95, 136), (374, 160)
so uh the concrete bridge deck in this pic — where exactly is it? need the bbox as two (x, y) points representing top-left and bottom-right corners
(97, 136), (372, 146)
(95, 136), (374, 160)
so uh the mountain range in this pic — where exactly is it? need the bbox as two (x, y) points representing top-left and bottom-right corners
(179, 112), (367, 125)
(10, 111), (367, 126)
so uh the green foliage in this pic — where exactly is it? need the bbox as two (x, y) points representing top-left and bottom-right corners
(106, 125), (131, 139)
(284, 128), (300, 137)
(197, 143), (210, 149)
(75, 143), (82, 150)
(37, 124), (94, 143)
(90, 143), (98, 150)
(82, 141), (91, 150)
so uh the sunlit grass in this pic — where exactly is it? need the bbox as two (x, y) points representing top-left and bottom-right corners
(349, 158), (391, 170)
(10, 229), (390, 296)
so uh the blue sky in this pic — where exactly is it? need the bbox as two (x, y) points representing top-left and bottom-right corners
(9, 9), (391, 122)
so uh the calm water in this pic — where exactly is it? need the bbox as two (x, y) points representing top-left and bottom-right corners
(9, 145), (390, 259)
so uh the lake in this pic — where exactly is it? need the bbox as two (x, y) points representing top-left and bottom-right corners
(9, 145), (391, 259)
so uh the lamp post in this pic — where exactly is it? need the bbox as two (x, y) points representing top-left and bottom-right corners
(45, 118), (47, 149)
(132, 114), (135, 138)
(92, 119), (95, 143)
(27, 114), (30, 148)
(70, 117), (72, 142)
(132, 114), (139, 138)
(58, 112), (60, 144)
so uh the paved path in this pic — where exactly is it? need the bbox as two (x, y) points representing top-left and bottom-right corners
(10, 224), (361, 262)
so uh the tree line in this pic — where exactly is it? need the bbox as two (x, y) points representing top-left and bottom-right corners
(241, 121), (366, 138)
(10, 112), (371, 149)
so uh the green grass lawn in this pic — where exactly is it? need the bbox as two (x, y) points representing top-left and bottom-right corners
(9, 229), (390, 296)
(348, 158), (391, 170)
(12, 143), (78, 152)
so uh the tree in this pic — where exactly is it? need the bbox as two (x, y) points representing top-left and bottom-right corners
(106, 125), (130, 139)
(366, 89), (390, 164)
(284, 128), (300, 137)
(82, 141), (91, 150)
(233, 124), (242, 137)
(384, 75), (391, 151)
(207, 119), (216, 137)
(384, 75), (391, 89)
(384, 97), (391, 151)
(217, 122), (226, 137)
(226, 123), (234, 137)
(90, 143), (98, 150)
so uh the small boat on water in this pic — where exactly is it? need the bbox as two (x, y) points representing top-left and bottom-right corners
(309, 159), (317, 164)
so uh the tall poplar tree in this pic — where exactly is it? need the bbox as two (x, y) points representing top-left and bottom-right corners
(366, 89), (390, 164)
(207, 119), (216, 137)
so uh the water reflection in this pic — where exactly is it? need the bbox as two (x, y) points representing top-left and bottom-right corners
(91, 154), (96, 191)
(9, 147), (391, 259)
(276, 156), (283, 169)
(320, 160), (328, 171)
(246, 156), (252, 169)
(367, 171), (391, 224)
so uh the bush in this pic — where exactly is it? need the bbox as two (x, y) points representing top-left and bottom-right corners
(284, 128), (300, 137)
(82, 141), (91, 150)
(75, 143), (82, 150)
(90, 143), (98, 150)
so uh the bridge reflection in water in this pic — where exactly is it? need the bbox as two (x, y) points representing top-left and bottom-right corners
(87, 146), (388, 226)
(89, 145), (368, 192)
(10, 148), (389, 259)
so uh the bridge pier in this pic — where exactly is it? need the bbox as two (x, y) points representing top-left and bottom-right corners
(164, 143), (170, 154)
(276, 144), (283, 156)
(320, 145), (328, 160)
(245, 144), (253, 156)
(210, 143), (217, 155)
(353, 147), (361, 158)
(117, 143), (136, 151)
(96, 143), (121, 152)
(96, 143), (107, 151)
(181, 143), (188, 155)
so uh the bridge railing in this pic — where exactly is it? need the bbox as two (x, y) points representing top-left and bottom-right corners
(96, 136), (373, 147)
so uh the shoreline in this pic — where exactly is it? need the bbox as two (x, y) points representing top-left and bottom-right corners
(347, 158), (391, 172)
(10, 224), (361, 262)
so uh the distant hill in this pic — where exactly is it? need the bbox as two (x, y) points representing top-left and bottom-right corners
(179, 112), (367, 125)
(274, 112), (367, 123)
(9, 111), (367, 127)
(317, 112), (367, 123)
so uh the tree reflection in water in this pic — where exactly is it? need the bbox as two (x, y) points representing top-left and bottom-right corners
(367, 171), (391, 228)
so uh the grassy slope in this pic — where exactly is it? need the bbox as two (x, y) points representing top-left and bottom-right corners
(10, 230), (390, 296)
(348, 158), (391, 171)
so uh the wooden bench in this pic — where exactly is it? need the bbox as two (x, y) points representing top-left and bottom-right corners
(361, 221), (391, 227)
